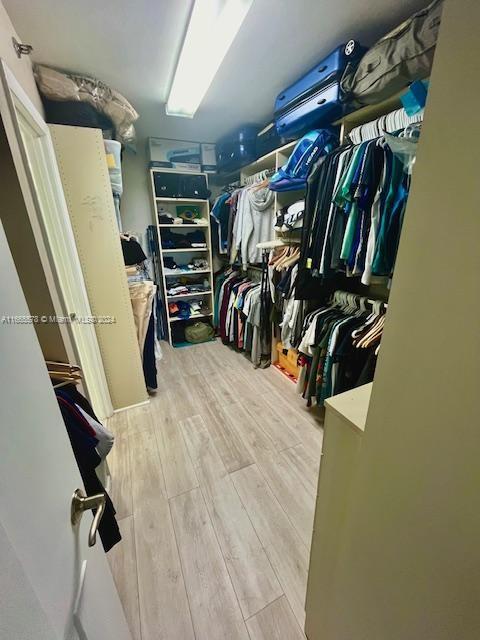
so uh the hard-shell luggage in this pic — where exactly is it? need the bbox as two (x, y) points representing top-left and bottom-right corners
(153, 171), (209, 200)
(217, 125), (259, 173)
(256, 122), (285, 159)
(341, 0), (443, 105)
(274, 41), (366, 138)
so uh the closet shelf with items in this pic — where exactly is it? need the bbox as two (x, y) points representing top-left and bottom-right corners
(149, 167), (215, 347)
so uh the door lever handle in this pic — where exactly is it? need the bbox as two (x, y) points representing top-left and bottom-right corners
(71, 488), (106, 547)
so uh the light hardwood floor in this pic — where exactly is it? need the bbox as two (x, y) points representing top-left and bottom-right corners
(107, 339), (323, 640)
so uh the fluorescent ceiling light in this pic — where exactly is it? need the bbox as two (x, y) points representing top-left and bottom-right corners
(166, 0), (254, 118)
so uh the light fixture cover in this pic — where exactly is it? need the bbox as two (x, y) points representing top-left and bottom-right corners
(166, 0), (253, 118)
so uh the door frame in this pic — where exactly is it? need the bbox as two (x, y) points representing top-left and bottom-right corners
(0, 59), (113, 419)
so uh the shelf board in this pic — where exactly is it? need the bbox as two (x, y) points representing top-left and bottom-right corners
(167, 290), (212, 299)
(333, 90), (405, 128)
(169, 311), (213, 323)
(161, 247), (208, 253)
(164, 269), (211, 276)
(156, 197), (208, 203)
(158, 223), (208, 229)
(150, 167), (207, 176)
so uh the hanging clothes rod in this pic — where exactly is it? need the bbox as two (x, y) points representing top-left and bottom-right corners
(257, 238), (301, 249)
(332, 289), (388, 310)
(348, 107), (423, 144)
(242, 168), (275, 186)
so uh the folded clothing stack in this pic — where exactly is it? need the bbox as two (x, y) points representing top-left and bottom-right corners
(168, 298), (209, 319)
(163, 256), (178, 270)
(189, 258), (209, 270)
(275, 200), (305, 232)
(166, 278), (210, 296)
(161, 229), (207, 249)
(162, 257), (209, 274)
(158, 206), (207, 226)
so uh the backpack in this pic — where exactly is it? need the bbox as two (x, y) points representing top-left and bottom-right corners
(341, 0), (444, 106)
(269, 129), (338, 192)
(185, 322), (215, 344)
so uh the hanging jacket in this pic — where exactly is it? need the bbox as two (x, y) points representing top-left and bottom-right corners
(239, 187), (275, 268)
(56, 391), (121, 552)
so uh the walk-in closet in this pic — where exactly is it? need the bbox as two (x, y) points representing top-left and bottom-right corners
(0, 1), (478, 639)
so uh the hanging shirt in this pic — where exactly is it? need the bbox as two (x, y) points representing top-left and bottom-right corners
(211, 192), (231, 254)
(241, 187), (275, 268)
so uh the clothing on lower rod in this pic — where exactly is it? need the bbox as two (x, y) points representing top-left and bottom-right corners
(143, 299), (157, 390)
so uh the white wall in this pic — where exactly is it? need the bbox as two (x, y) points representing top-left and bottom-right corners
(0, 1), (42, 111)
(120, 139), (153, 241)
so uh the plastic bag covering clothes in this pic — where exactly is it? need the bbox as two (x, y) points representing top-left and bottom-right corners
(269, 129), (338, 192)
(384, 131), (419, 176)
(34, 65), (138, 145)
(104, 140), (122, 196)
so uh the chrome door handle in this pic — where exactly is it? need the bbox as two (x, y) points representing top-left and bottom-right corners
(71, 488), (106, 547)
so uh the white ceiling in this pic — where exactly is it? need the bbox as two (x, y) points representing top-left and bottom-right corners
(5, 0), (427, 143)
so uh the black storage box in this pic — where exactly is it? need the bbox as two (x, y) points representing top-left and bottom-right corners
(42, 97), (115, 137)
(153, 172), (210, 199)
(217, 125), (259, 173)
(256, 123), (286, 158)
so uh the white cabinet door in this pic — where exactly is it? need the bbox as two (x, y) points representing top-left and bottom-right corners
(0, 220), (131, 640)
(0, 59), (112, 420)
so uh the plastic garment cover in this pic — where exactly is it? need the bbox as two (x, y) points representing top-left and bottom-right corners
(104, 140), (123, 196)
(384, 130), (419, 175)
(34, 64), (138, 145)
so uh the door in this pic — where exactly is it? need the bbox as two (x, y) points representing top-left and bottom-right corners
(0, 219), (131, 640)
(0, 59), (113, 420)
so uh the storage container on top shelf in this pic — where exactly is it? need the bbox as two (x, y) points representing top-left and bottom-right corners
(216, 124), (260, 173)
(153, 169), (209, 200)
(274, 40), (366, 137)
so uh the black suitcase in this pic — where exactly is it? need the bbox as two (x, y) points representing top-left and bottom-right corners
(256, 122), (286, 158)
(217, 125), (259, 173)
(42, 97), (115, 137)
(274, 40), (366, 137)
(153, 172), (209, 200)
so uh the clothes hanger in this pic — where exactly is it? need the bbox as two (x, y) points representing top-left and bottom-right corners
(46, 360), (81, 373)
(53, 379), (80, 390)
(269, 246), (288, 266)
(355, 314), (385, 348)
(253, 180), (269, 191)
(275, 247), (293, 271)
(281, 247), (300, 269)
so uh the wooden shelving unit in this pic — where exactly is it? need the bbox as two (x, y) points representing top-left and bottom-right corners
(149, 168), (215, 347)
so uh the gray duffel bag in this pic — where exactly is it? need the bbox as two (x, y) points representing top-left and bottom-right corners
(341, 0), (444, 105)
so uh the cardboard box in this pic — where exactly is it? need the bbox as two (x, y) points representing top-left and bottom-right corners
(148, 138), (201, 170)
(201, 143), (217, 173)
(148, 138), (217, 174)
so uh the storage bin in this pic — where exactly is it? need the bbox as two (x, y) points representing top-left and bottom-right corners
(153, 171), (209, 199)
(217, 125), (259, 173)
(275, 342), (300, 380)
